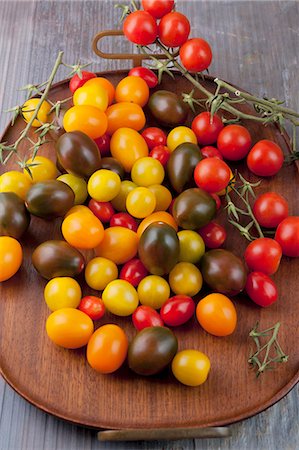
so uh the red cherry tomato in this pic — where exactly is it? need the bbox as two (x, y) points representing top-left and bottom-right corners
(191, 112), (223, 145)
(94, 133), (111, 157)
(110, 212), (138, 232)
(141, 0), (174, 19)
(160, 295), (195, 327)
(245, 272), (278, 307)
(244, 238), (282, 275)
(141, 127), (167, 150)
(69, 71), (96, 94)
(217, 124), (252, 161)
(210, 193), (221, 210)
(158, 12), (190, 47)
(201, 146), (223, 160)
(78, 296), (105, 320)
(123, 11), (158, 45)
(253, 192), (289, 228)
(129, 67), (158, 88)
(275, 216), (299, 257)
(120, 258), (149, 287)
(198, 221), (226, 248)
(180, 38), (212, 72)
(149, 145), (171, 166)
(88, 199), (115, 223)
(247, 140), (284, 177)
(194, 157), (231, 193)
(132, 305), (164, 331)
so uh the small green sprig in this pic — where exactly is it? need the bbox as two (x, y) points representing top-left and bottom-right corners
(248, 322), (288, 377)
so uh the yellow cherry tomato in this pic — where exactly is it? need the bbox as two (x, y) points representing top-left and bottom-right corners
(126, 187), (156, 219)
(172, 350), (211, 386)
(106, 102), (146, 135)
(216, 169), (235, 196)
(95, 226), (138, 264)
(65, 204), (94, 217)
(22, 98), (51, 127)
(196, 293), (237, 337)
(24, 156), (58, 183)
(115, 76), (149, 107)
(102, 280), (139, 316)
(73, 83), (109, 112)
(63, 105), (108, 139)
(0, 171), (32, 200)
(148, 184), (172, 212)
(44, 277), (82, 311)
(84, 77), (115, 105)
(177, 230), (205, 263)
(87, 324), (128, 373)
(169, 262), (203, 296)
(111, 180), (137, 212)
(110, 128), (148, 172)
(57, 174), (88, 205)
(87, 169), (121, 202)
(46, 308), (94, 349)
(62, 210), (104, 249)
(137, 275), (170, 309)
(137, 211), (178, 238)
(167, 126), (197, 152)
(85, 257), (118, 290)
(131, 157), (165, 187)
(0, 236), (23, 282)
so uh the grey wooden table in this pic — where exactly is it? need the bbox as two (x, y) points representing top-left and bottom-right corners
(0, 1), (298, 449)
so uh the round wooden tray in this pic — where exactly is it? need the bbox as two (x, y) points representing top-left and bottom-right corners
(0, 71), (298, 431)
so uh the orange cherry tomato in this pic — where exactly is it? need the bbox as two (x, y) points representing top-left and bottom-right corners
(95, 226), (138, 264)
(196, 293), (237, 337)
(62, 211), (104, 249)
(63, 105), (108, 139)
(115, 76), (149, 107)
(110, 128), (148, 172)
(84, 77), (115, 105)
(0, 236), (23, 282)
(106, 102), (146, 135)
(87, 324), (128, 373)
(137, 211), (178, 238)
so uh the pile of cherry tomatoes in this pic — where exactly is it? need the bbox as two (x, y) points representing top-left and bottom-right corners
(1, 0), (299, 387)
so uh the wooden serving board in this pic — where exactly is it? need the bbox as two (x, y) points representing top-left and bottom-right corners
(0, 72), (298, 431)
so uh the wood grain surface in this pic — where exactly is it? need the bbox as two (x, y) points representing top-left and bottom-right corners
(0, 1), (299, 449)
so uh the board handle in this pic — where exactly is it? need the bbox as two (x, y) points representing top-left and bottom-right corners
(98, 426), (231, 441)
(92, 30), (166, 67)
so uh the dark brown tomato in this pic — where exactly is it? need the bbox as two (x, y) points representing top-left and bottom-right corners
(173, 188), (216, 230)
(25, 180), (74, 219)
(32, 240), (85, 280)
(148, 90), (188, 127)
(128, 326), (178, 375)
(138, 222), (180, 275)
(0, 192), (30, 239)
(167, 142), (202, 193)
(56, 131), (101, 178)
(201, 249), (247, 296)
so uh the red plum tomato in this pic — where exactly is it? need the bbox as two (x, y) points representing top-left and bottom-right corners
(247, 140), (284, 177)
(180, 38), (212, 72)
(132, 305), (164, 331)
(244, 238), (282, 275)
(149, 145), (171, 166)
(129, 67), (158, 88)
(198, 222), (226, 249)
(141, 127), (167, 150)
(275, 216), (299, 257)
(253, 192), (288, 228)
(120, 258), (148, 287)
(245, 272), (278, 307)
(210, 193), (221, 210)
(158, 12), (190, 47)
(201, 146), (223, 160)
(110, 212), (138, 232)
(88, 199), (115, 223)
(94, 133), (111, 157)
(192, 112), (223, 145)
(217, 124), (252, 160)
(78, 296), (105, 320)
(160, 295), (195, 327)
(123, 11), (158, 45)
